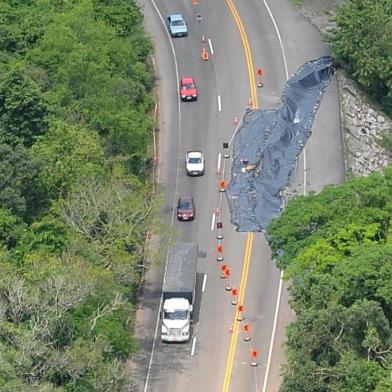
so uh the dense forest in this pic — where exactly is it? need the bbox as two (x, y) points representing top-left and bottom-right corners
(269, 2), (392, 390)
(270, 1), (392, 389)
(0, 0), (154, 390)
(268, 169), (392, 391)
(329, 0), (392, 115)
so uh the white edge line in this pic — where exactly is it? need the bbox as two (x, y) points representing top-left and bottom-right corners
(228, 114), (244, 145)
(260, 1), (305, 391)
(262, 270), (284, 392)
(262, 0), (289, 79)
(202, 273), (207, 292)
(143, 1), (182, 391)
(211, 212), (216, 231)
(218, 95), (222, 112)
(190, 336), (197, 356)
(303, 150), (307, 196)
(261, 0), (307, 194)
(217, 153), (222, 173)
(208, 38), (214, 55)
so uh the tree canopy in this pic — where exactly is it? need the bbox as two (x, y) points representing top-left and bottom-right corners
(0, 0), (155, 390)
(329, 0), (392, 115)
(268, 167), (392, 391)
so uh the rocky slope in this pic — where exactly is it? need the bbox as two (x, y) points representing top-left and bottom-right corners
(296, 0), (392, 177)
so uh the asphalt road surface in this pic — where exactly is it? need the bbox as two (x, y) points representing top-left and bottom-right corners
(132, 1), (345, 391)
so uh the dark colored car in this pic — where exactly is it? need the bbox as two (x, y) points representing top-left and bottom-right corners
(177, 196), (195, 221)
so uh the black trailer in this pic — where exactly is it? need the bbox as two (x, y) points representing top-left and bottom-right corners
(162, 242), (198, 304)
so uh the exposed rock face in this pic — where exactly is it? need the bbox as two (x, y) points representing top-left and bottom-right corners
(339, 75), (392, 176)
(297, 0), (392, 177)
(298, 0), (342, 33)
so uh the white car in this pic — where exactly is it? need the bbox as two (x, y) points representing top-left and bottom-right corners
(185, 151), (205, 176)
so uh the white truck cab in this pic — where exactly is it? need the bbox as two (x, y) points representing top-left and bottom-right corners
(161, 298), (192, 342)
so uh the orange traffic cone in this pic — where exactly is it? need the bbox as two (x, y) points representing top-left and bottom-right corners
(201, 48), (209, 61)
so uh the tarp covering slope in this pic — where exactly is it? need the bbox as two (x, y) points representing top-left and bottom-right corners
(226, 56), (335, 232)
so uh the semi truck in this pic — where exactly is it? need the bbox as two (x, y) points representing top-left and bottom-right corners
(161, 242), (198, 342)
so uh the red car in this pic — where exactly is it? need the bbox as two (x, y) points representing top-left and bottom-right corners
(180, 77), (198, 101)
(177, 196), (196, 221)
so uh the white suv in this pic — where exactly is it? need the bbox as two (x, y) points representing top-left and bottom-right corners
(185, 151), (205, 176)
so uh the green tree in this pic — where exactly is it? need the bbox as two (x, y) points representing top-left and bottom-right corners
(330, 0), (392, 114)
(0, 208), (25, 248)
(0, 68), (48, 146)
(0, 0), (154, 389)
(0, 142), (45, 218)
(31, 120), (106, 198)
(27, 0), (153, 164)
(268, 167), (392, 391)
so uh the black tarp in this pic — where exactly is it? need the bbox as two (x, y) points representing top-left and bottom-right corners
(226, 56), (335, 232)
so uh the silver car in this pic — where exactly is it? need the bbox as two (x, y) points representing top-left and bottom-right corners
(168, 14), (188, 38)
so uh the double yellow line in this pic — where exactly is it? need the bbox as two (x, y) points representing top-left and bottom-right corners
(222, 1), (259, 391)
(222, 232), (254, 391)
(226, 0), (258, 109)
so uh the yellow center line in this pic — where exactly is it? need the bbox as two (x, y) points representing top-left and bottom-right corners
(222, 232), (254, 392)
(226, 0), (258, 109)
(222, 0), (259, 391)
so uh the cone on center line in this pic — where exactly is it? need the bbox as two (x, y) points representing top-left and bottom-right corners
(237, 304), (245, 321)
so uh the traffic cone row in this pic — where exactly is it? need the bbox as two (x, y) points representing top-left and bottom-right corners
(213, 143), (259, 368)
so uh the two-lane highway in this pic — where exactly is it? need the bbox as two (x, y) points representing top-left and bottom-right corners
(134, 0), (344, 391)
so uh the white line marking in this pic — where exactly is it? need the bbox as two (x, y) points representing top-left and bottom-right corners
(260, 2), (304, 391)
(303, 149), (307, 196)
(262, 270), (283, 392)
(210, 212), (216, 231)
(202, 273), (207, 292)
(217, 153), (222, 173)
(262, 0), (289, 79)
(228, 114), (243, 145)
(208, 38), (214, 55)
(218, 95), (222, 112)
(143, 1), (183, 391)
(190, 336), (197, 356)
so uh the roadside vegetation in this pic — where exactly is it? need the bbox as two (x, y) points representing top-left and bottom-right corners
(272, 3), (392, 388)
(0, 0), (154, 390)
(329, 0), (392, 116)
(268, 168), (392, 391)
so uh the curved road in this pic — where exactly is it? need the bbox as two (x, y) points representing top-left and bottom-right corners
(133, 0), (344, 391)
